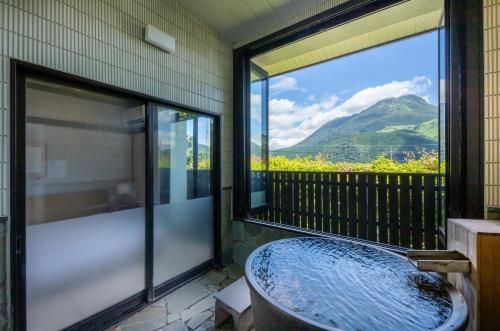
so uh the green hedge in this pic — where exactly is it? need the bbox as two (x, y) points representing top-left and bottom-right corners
(252, 151), (443, 173)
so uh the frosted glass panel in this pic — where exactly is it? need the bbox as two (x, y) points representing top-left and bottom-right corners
(25, 79), (146, 331)
(153, 107), (214, 287)
(153, 197), (214, 285)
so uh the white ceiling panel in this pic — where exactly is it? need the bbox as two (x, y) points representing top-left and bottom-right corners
(252, 0), (444, 76)
(180, 0), (327, 42)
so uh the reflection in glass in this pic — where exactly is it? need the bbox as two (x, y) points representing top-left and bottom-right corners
(153, 106), (214, 287)
(25, 79), (146, 331)
(250, 64), (269, 208)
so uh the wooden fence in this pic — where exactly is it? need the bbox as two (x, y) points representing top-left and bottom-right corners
(250, 171), (444, 249)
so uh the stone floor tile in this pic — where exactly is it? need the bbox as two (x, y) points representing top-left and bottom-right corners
(113, 306), (167, 331)
(150, 298), (167, 308)
(180, 294), (215, 322)
(200, 270), (227, 285)
(161, 319), (188, 331)
(167, 313), (180, 324)
(186, 311), (212, 330)
(108, 266), (251, 331)
(207, 284), (222, 292)
(166, 281), (211, 314)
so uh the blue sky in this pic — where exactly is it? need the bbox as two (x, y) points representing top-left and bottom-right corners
(255, 31), (439, 150)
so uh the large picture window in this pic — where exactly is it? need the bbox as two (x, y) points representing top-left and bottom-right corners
(237, 0), (465, 251)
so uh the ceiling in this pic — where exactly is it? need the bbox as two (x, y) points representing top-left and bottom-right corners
(252, 0), (444, 76)
(181, 0), (328, 43)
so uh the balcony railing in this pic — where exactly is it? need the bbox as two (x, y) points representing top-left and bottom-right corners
(250, 170), (444, 249)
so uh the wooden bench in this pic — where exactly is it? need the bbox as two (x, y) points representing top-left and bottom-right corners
(214, 277), (253, 331)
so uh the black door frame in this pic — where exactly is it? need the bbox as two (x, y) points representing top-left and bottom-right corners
(10, 60), (222, 330)
(233, 0), (484, 226)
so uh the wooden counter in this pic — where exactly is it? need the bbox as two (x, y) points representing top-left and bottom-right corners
(447, 218), (500, 331)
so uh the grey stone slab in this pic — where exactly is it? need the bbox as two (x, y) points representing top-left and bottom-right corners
(166, 281), (211, 314)
(200, 270), (227, 285)
(114, 306), (167, 331)
(181, 294), (215, 322)
(214, 277), (250, 314)
(150, 298), (167, 308)
(187, 311), (212, 330)
(161, 319), (188, 331)
(207, 284), (222, 292)
(194, 319), (215, 331)
(167, 313), (180, 324)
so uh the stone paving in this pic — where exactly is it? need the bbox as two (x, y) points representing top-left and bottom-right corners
(109, 264), (246, 331)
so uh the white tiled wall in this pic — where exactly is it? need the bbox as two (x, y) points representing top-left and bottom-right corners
(0, 0), (233, 326)
(0, 0), (234, 189)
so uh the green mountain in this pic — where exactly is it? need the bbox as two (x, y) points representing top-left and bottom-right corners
(271, 95), (438, 163)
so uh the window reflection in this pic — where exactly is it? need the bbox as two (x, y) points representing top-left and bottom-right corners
(153, 107), (214, 286)
(157, 110), (213, 203)
(250, 64), (269, 208)
(25, 78), (146, 331)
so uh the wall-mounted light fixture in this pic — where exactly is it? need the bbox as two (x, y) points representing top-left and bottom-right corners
(144, 25), (176, 54)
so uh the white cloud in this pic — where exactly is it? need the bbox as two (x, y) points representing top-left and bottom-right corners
(269, 76), (305, 94)
(268, 76), (432, 150)
(251, 93), (262, 120)
(308, 95), (316, 101)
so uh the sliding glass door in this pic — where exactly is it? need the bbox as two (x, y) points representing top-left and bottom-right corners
(18, 70), (219, 330)
(25, 78), (146, 331)
(152, 105), (215, 289)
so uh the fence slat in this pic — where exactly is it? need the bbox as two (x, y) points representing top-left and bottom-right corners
(339, 174), (348, 235)
(400, 175), (410, 247)
(358, 174), (367, 239)
(424, 175), (436, 249)
(300, 172), (307, 228)
(378, 174), (388, 244)
(348, 174), (357, 237)
(293, 172), (300, 227)
(322, 173), (331, 233)
(275, 172), (282, 223)
(283, 172), (290, 224)
(308, 173), (314, 229)
(331, 173), (339, 234)
(315, 173), (323, 231)
(268, 171), (275, 222)
(388, 174), (399, 246)
(367, 175), (377, 241)
(412, 175), (423, 249)
(286, 172), (294, 225)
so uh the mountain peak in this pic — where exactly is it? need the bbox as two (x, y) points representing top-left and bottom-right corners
(396, 94), (429, 104)
(273, 94), (439, 163)
(373, 94), (428, 108)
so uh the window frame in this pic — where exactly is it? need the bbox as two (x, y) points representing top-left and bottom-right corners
(232, 0), (484, 228)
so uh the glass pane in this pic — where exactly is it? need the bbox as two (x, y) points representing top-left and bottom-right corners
(25, 79), (146, 331)
(153, 107), (214, 287)
(438, 25), (446, 231)
(250, 65), (268, 208)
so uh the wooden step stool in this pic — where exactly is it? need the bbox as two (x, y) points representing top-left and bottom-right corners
(214, 277), (253, 331)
